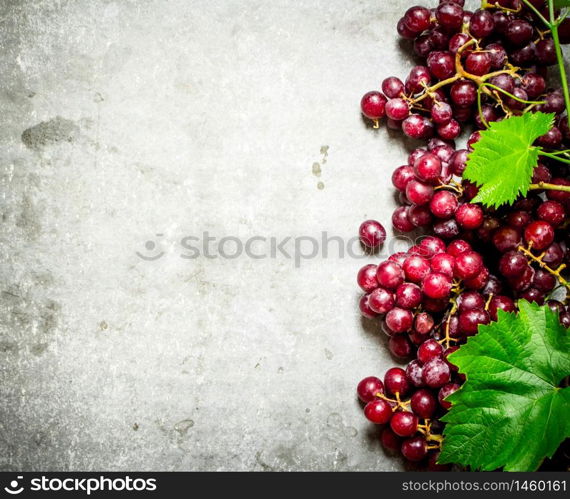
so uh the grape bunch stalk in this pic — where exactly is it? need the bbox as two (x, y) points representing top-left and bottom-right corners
(355, 0), (570, 470)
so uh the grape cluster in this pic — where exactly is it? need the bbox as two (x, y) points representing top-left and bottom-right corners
(487, 180), (570, 313)
(357, 372), (454, 468)
(390, 141), (482, 236)
(357, 233), (504, 467)
(358, 233), (501, 351)
(356, 0), (570, 469)
(361, 0), (569, 143)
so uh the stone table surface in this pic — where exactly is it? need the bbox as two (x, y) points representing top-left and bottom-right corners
(0, 0), (479, 471)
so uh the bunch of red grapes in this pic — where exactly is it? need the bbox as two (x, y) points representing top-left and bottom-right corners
(356, 0), (570, 469)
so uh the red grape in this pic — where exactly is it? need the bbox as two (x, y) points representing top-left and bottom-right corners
(357, 264), (379, 292)
(390, 411), (418, 437)
(384, 367), (410, 396)
(524, 221), (555, 251)
(361, 91), (387, 120)
(422, 272), (453, 299)
(422, 358), (451, 388)
(357, 376), (384, 403)
(401, 436), (428, 461)
(364, 399), (393, 424)
(359, 220), (386, 248)
(438, 383), (460, 409)
(368, 287), (396, 314)
(376, 261), (405, 290)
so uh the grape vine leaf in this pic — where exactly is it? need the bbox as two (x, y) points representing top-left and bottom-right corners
(463, 112), (555, 209)
(438, 300), (570, 471)
(554, 1), (570, 8)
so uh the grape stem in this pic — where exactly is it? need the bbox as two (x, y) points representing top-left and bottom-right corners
(435, 179), (464, 195)
(520, 0), (549, 26)
(544, 149), (570, 156)
(405, 2), (568, 133)
(521, 0), (570, 128)
(529, 181), (570, 192)
(418, 419), (444, 446)
(409, 39), (517, 108)
(439, 313), (459, 350)
(456, 39), (519, 85)
(477, 86), (490, 128)
(427, 434), (443, 443)
(375, 391), (411, 411)
(534, 28), (552, 43)
(517, 244), (570, 291)
(538, 151), (570, 164)
(481, 83), (546, 106)
(477, 82), (546, 128)
(438, 291), (461, 349)
(409, 75), (461, 105)
(481, 0), (522, 14)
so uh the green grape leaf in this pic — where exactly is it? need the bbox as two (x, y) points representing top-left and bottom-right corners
(463, 112), (554, 209)
(439, 300), (570, 471)
(554, 1), (570, 8)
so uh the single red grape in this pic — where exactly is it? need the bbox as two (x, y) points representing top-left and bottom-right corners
(357, 376), (384, 403)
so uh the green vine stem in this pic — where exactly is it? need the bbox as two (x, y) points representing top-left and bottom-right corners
(549, 1), (570, 129)
(477, 87), (490, 128)
(529, 181), (570, 192)
(520, 0), (549, 25)
(477, 82), (546, 127)
(539, 151), (570, 164)
(482, 83), (546, 106)
(545, 149), (570, 156)
(521, 0), (570, 127)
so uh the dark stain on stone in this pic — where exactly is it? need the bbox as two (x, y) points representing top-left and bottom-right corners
(174, 419), (194, 435)
(30, 343), (48, 356)
(0, 341), (18, 353)
(132, 423), (139, 431)
(272, 445), (299, 468)
(15, 194), (42, 237)
(33, 432), (45, 446)
(21, 117), (79, 150)
(0, 287), (60, 357)
(320, 145), (329, 163)
(312, 162), (321, 177)
(32, 272), (55, 287)
(33, 299), (60, 338)
(255, 451), (276, 471)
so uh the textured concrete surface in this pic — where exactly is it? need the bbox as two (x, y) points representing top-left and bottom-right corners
(0, 0), (464, 471)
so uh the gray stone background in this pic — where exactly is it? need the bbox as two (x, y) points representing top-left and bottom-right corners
(0, 0), (499, 471)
